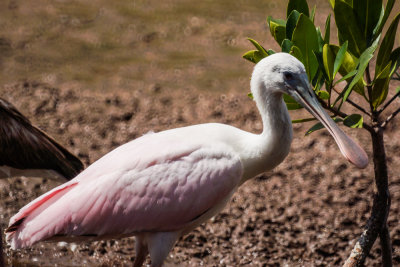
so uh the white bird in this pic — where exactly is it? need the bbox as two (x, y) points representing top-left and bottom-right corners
(6, 53), (368, 267)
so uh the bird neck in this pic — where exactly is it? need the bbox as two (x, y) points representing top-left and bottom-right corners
(263, 97), (291, 138)
(240, 88), (293, 183)
(253, 86), (292, 139)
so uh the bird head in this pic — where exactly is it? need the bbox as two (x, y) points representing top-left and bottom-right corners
(252, 53), (368, 169)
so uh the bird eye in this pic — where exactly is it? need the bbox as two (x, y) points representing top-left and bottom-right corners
(284, 72), (293, 80)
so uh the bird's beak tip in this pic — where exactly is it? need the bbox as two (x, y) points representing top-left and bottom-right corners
(349, 155), (369, 169)
(341, 144), (369, 169)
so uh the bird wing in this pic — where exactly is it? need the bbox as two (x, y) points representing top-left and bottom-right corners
(0, 98), (84, 180)
(7, 130), (243, 248)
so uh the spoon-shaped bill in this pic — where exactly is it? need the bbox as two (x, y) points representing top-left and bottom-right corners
(290, 78), (368, 169)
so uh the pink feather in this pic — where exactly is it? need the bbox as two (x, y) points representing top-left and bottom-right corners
(7, 125), (243, 249)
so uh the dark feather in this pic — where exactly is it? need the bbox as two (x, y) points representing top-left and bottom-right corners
(0, 98), (84, 180)
(5, 218), (24, 233)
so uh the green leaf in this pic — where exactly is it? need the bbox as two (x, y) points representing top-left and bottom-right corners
(242, 50), (266, 64)
(343, 114), (363, 128)
(373, 0), (395, 38)
(292, 14), (319, 80)
(305, 117), (343, 135)
(247, 38), (269, 56)
(353, 0), (382, 45)
(372, 61), (392, 109)
(247, 92), (254, 99)
(376, 60), (393, 79)
(292, 117), (317, 124)
(289, 45), (304, 63)
(316, 27), (324, 53)
(328, 44), (364, 95)
(310, 6), (316, 23)
(267, 17), (286, 45)
(329, 0), (352, 8)
(285, 103), (304, 111)
(342, 36), (380, 103)
(311, 51), (329, 92)
(324, 14), (331, 44)
(389, 47), (400, 75)
(313, 51), (329, 87)
(267, 16), (286, 27)
(333, 41), (348, 79)
(283, 94), (303, 110)
(313, 69), (326, 91)
(267, 49), (276, 55)
(332, 45), (358, 73)
(283, 94), (297, 103)
(286, 10), (301, 40)
(287, 0), (309, 18)
(243, 38), (270, 64)
(323, 44), (335, 82)
(317, 90), (330, 100)
(375, 13), (400, 76)
(334, 0), (366, 57)
(334, 69), (357, 85)
(281, 39), (293, 53)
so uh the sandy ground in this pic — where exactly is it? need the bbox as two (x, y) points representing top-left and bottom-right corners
(1, 81), (399, 266)
(1, 0), (400, 266)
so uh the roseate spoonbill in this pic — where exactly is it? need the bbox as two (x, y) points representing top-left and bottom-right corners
(0, 98), (84, 181)
(6, 53), (368, 267)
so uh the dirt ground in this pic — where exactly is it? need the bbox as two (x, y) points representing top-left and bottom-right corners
(1, 80), (400, 267)
(1, 0), (400, 266)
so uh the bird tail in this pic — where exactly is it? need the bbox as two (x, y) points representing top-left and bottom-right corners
(5, 180), (78, 249)
(31, 127), (85, 180)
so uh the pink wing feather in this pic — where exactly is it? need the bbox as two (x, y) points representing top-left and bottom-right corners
(7, 129), (243, 249)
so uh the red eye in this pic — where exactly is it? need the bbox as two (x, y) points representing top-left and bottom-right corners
(284, 72), (293, 80)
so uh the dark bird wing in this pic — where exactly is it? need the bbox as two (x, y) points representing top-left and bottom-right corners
(0, 98), (84, 180)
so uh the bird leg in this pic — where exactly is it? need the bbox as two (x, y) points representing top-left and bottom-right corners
(147, 232), (179, 267)
(133, 236), (148, 267)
